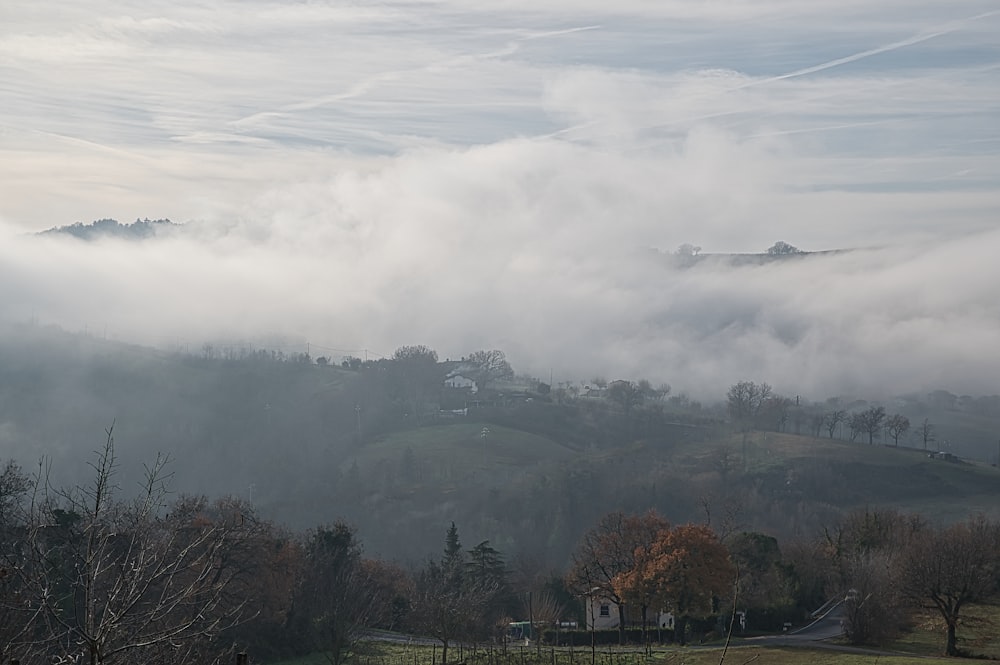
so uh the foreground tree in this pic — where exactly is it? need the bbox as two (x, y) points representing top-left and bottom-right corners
(466, 540), (516, 626)
(638, 524), (735, 645)
(566, 511), (669, 645)
(6, 427), (256, 665)
(0, 461), (40, 662)
(608, 514), (673, 643)
(410, 524), (498, 664)
(900, 516), (1000, 656)
(824, 509), (922, 645)
(292, 522), (391, 665)
(727, 532), (796, 620)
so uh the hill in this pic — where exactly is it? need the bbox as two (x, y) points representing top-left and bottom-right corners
(1, 322), (999, 567)
(36, 217), (180, 240)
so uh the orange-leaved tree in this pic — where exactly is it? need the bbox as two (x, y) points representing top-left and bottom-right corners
(611, 524), (671, 645)
(642, 524), (735, 644)
(567, 511), (669, 645)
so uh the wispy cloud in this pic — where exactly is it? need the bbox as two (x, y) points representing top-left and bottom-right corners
(1, 0), (998, 399)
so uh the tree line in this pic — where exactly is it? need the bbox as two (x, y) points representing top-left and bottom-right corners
(0, 428), (549, 665)
(725, 380), (942, 449)
(4, 432), (999, 663)
(563, 507), (1000, 657)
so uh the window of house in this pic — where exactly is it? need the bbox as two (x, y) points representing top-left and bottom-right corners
(599, 604), (610, 617)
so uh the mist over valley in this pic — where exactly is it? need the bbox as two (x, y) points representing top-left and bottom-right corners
(2, 2), (1000, 660)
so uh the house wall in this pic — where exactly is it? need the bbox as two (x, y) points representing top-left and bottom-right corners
(444, 375), (477, 392)
(584, 597), (673, 631)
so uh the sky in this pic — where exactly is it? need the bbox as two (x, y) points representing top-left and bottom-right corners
(1, 0), (999, 400)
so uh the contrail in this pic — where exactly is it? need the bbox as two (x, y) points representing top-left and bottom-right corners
(521, 25), (602, 41)
(741, 9), (1000, 88)
(587, 11), (1000, 141)
(743, 118), (899, 140)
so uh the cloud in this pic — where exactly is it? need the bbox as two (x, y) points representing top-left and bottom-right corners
(0, 0), (998, 400)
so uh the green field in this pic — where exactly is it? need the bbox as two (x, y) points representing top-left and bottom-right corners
(267, 643), (968, 665)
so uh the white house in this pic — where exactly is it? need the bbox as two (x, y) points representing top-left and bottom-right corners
(444, 374), (478, 392)
(584, 594), (673, 631)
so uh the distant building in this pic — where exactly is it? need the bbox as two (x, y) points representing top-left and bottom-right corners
(444, 374), (477, 392)
(928, 451), (957, 461)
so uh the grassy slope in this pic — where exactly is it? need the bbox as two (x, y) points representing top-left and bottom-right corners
(4, 324), (1000, 556)
(329, 417), (1000, 563)
(349, 423), (579, 476)
(353, 421), (1000, 524)
(750, 432), (1000, 521)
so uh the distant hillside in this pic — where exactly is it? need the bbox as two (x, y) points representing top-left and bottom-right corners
(1, 322), (999, 568)
(37, 217), (180, 240)
(656, 243), (855, 268)
(331, 422), (1000, 567)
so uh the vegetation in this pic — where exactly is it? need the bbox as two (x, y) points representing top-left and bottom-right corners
(38, 217), (179, 240)
(4, 327), (1000, 661)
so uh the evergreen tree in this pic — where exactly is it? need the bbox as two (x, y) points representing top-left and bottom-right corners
(445, 521), (462, 560)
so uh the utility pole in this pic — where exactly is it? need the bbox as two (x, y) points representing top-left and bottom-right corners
(355, 404), (362, 442)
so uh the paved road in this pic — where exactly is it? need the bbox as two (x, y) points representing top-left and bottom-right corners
(743, 601), (846, 646)
(362, 629), (441, 646)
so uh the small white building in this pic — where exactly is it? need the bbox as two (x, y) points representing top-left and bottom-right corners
(444, 374), (478, 392)
(584, 594), (673, 631)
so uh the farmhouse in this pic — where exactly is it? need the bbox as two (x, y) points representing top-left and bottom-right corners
(584, 594), (674, 632)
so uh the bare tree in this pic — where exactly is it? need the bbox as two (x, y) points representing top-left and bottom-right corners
(0, 460), (46, 664)
(841, 551), (903, 645)
(699, 493), (745, 542)
(916, 418), (936, 450)
(808, 411), (825, 438)
(848, 412), (865, 443)
(523, 590), (565, 633)
(726, 381), (772, 426)
(858, 406), (886, 445)
(885, 414), (910, 447)
(825, 509), (922, 646)
(607, 380), (644, 416)
(10, 426), (255, 665)
(760, 395), (793, 432)
(466, 349), (514, 393)
(824, 410), (847, 439)
(900, 516), (1000, 656)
